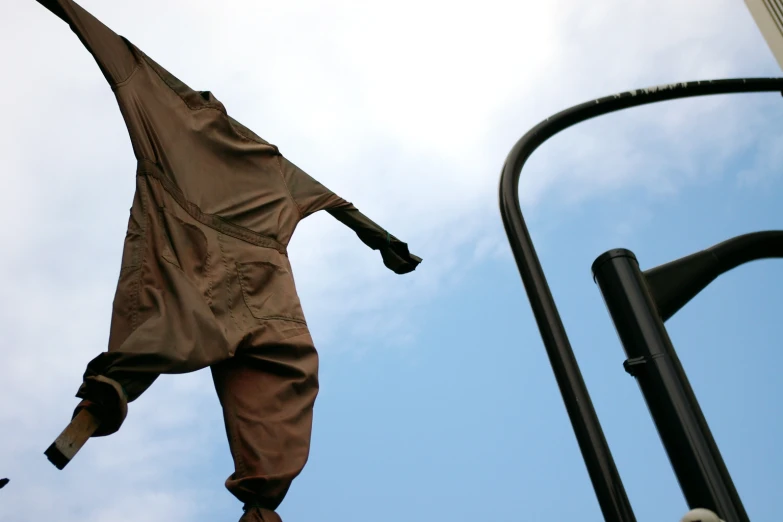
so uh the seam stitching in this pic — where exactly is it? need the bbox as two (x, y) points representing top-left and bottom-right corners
(277, 156), (305, 220)
(218, 234), (240, 331)
(138, 160), (286, 253)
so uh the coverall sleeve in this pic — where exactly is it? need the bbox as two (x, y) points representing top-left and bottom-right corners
(35, 0), (138, 86)
(280, 157), (422, 275)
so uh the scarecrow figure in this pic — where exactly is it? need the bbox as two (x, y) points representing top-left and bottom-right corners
(33, 1), (422, 520)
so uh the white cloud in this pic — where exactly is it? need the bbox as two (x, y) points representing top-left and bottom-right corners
(0, 0), (780, 520)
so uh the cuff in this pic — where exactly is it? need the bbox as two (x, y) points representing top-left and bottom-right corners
(380, 238), (423, 275)
(74, 375), (129, 437)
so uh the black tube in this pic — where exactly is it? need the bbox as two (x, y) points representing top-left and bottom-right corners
(591, 249), (748, 522)
(498, 78), (783, 522)
(645, 231), (783, 322)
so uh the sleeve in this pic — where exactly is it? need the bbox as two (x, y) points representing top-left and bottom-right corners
(280, 156), (422, 275)
(35, 0), (139, 86)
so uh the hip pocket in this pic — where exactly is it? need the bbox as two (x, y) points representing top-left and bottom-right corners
(236, 253), (306, 324)
(158, 209), (213, 303)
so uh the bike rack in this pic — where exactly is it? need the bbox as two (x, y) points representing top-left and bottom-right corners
(498, 77), (783, 522)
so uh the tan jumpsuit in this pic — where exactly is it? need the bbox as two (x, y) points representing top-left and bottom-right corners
(34, 1), (422, 520)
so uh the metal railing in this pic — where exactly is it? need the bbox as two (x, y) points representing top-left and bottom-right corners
(498, 78), (783, 522)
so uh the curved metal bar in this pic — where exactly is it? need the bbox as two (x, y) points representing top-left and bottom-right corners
(498, 78), (783, 522)
(645, 230), (783, 322)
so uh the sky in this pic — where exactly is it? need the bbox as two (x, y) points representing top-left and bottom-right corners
(1, 0), (782, 521)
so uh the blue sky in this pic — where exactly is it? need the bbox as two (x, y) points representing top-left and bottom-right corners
(1, 1), (782, 521)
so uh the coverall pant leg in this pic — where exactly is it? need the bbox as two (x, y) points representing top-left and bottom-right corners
(211, 327), (319, 522)
(73, 175), (232, 435)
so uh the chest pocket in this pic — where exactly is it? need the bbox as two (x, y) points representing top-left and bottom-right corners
(236, 251), (306, 324)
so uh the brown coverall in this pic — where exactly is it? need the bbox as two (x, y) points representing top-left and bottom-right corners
(34, 1), (422, 520)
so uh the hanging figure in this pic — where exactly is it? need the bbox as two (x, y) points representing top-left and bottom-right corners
(32, 1), (422, 521)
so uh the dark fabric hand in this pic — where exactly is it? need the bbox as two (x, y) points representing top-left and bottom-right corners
(381, 238), (422, 275)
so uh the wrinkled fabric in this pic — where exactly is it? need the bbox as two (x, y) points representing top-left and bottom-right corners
(211, 326), (318, 516)
(35, 0), (421, 517)
(240, 506), (283, 522)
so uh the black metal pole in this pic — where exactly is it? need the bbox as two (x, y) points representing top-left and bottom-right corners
(499, 77), (783, 522)
(591, 250), (749, 522)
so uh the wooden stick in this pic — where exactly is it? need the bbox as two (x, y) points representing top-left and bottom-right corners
(44, 408), (101, 470)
